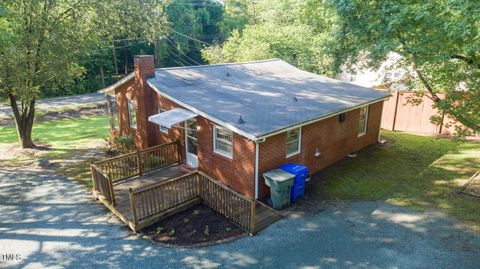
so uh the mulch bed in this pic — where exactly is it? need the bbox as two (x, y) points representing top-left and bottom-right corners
(142, 203), (244, 246)
(461, 172), (480, 197)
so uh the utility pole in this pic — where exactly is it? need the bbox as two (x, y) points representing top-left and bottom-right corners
(100, 63), (115, 131)
(112, 40), (119, 77)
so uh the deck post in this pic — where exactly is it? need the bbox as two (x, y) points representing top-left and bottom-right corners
(129, 188), (138, 225)
(90, 161), (97, 193)
(195, 172), (201, 196)
(175, 139), (181, 163)
(136, 150), (143, 176)
(249, 199), (256, 235)
(107, 175), (116, 206)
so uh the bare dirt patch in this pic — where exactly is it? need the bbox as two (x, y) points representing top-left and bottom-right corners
(142, 203), (244, 246)
(0, 141), (51, 161)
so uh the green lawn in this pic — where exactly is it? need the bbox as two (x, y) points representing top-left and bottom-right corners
(0, 115), (109, 146)
(322, 130), (480, 229)
(0, 116), (110, 187)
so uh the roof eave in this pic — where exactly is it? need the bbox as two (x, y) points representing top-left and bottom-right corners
(97, 72), (135, 96)
(254, 95), (390, 141)
(149, 77), (390, 143)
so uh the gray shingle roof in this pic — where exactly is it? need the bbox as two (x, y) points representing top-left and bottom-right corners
(147, 59), (389, 140)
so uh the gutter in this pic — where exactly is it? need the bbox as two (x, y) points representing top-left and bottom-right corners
(253, 96), (390, 141)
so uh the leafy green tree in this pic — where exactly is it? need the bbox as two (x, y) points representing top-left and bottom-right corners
(0, 0), (168, 148)
(330, 0), (480, 133)
(218, 0), (250, 36)
(202, 0), (339, 76)
(158, 0), (225, 67)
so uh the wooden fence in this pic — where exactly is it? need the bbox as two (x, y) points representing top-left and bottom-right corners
(94, 141), (179, 182)
(381, 90), (479, 137)
(128, 171), (256, 234)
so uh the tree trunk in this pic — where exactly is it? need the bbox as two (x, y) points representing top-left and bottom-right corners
(8, 94), (36, 148)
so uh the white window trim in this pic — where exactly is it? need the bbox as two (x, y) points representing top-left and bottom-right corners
(213, 125), (233, 159)
(358, 105), (369, 137)
(127, 99), (137, 129)
(286, 127), (302, 158)
(157, 108), (169, 134)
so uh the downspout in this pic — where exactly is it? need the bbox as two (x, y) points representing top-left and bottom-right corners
(254, 142), (259, 199)
(254, 138), (266, 200)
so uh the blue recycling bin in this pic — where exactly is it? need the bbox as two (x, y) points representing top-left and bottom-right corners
(279, 163), (309, 202)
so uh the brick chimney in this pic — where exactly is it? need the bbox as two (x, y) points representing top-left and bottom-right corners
(133, 55), (156, 149)
(134, 55), (155, 81)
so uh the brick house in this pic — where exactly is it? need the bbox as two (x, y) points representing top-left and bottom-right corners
(101, 55), (389, 200)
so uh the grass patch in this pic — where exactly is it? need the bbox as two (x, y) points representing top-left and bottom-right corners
(322, 130), (480, 227)
(0, 115), (108, 145)
(0, 116), (110, 187)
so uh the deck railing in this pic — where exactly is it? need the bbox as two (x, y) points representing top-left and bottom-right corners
(130, 172), (199, 224)
(94, 141), (179, 182)
(128, 171), (256, 234)
(198, 172), (255, 233)
(90, 164), (116, 205)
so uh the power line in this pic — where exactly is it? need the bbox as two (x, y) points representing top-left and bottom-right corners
(172, 30), (212, 46)
(165, 37), (202, 65)
(164, 43), (192, 66)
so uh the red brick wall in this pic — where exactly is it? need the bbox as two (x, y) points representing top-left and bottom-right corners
(114, 71), (256, 197)
(114, 79), (143, 146)
(113, 55), (384, 200)
(257, 101), (384, 199)
(114, 56), (157, 149)
(196, 120), (256, 198)
(152, 93), (256, 198)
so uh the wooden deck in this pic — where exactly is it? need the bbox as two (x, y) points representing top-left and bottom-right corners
(93, 166), (282, 234)
(254, 201), (283, 233)
(112, 164), (195, 222)
(91, 150), (282, 234)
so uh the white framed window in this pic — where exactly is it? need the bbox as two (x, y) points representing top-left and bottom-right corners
(157, 108), (169, 134)
(286, 128), (301, 157)
(213, 125), (233, 158)
(127, 99), (137, 129)
(358, 105), (369, 137)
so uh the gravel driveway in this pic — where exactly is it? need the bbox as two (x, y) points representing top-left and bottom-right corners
(1, 165), (479, 269)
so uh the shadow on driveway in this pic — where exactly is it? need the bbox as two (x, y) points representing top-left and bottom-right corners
(0, 165), (479, 268)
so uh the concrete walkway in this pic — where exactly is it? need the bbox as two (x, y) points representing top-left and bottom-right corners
(0, 93), (105, 117)
(0, 165), (479, 269)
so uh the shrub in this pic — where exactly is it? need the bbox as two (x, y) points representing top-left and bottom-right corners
(146, 155), (162, 170)
(203, 225), (209, 236)
(114, 135), (135, 153)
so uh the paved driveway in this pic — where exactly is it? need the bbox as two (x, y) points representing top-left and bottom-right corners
(1, 165), (479, 269)
(0, 93), (105, 117)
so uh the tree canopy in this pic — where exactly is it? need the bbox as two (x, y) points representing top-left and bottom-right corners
(330, 0), (480, 133)
(203, 0), (480, 134)
(0, 0), (168, 147)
